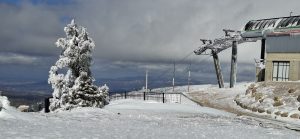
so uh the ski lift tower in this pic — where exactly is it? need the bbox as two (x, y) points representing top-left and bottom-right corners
(195, 15), (300, 88)
(194, 30), (243, 88)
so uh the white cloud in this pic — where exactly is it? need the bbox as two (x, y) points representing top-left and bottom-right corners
(1, 0), (300, 82)
(0, 53), (38, 64)
(1, 0), (300, 64)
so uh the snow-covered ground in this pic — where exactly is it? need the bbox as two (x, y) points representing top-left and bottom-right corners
(235, 82), (300, 120)
(184, 82), (300, 129)
(1, 98), (300, 138)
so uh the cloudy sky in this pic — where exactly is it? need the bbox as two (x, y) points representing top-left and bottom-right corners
(1, 0), (300, 91)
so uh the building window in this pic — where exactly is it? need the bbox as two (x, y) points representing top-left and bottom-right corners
(272, 61), (290, 81)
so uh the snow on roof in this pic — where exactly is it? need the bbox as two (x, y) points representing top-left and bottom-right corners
(244, 15), (300, 32)
(241, 15), (300, 38)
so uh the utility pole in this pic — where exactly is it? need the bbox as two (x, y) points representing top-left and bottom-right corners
(188, 63), (191, 92)
(172, 61), (175, 92)
(145, 69), (148, 93)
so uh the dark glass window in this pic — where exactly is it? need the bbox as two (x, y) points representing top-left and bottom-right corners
(282, 17), (294, 27)
(297, 18), (300, 25)
(260, 20), (269, 29)
(290, 17), (298, 25)
(249, 21), (258, 30)
(245, 21), (253, 31)
(285, 17), (294, 26)
(255, 21), (263, 29)
(268, 19), (276, 27)
(272, 61), (290, 81)
(277, 18), (288, 28)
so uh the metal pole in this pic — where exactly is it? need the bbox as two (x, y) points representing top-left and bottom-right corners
(188, 70), (191, 92)
(173, 62), (175, 92)
(212, 51), (224, 88)
(230, 41), (237, 88)
(145, 70), (148, 93)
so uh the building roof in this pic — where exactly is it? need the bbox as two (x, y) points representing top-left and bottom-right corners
(241, 15), (300, 38)
(244, 15), (300, 31)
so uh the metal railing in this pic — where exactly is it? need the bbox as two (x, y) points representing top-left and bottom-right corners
(109, 92), (183, 104)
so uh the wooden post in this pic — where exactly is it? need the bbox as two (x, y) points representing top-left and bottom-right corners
(230, 41), (237, 88)
(124, 92), (127, 99)
(162, 93), (165, 103)
(143, 92), (146, 100)
(44, 97), (50, 113)
(212, 51), (224, 88)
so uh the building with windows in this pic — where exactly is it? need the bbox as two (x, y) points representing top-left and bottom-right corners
(242, 15), (300, 82)
(264, 34), (300, 81)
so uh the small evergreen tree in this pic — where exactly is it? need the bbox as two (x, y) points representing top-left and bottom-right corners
(48, 19), (109, 111)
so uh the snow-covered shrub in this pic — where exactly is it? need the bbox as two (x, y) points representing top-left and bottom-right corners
(48, 19), (109, 111)
(0, 96), (10, 111)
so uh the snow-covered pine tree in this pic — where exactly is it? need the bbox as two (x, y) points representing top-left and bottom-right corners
(48, 19), (109, 111)
(0, 95), (9, 112)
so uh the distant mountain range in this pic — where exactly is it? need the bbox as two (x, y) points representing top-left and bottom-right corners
(0, 76), (217, 107)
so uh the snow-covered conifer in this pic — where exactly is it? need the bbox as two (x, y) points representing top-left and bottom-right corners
(0, 95), (9, 112)
(48, 19), (109, 111)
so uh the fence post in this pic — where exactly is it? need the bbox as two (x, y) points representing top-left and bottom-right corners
(179, 94), (181, 104)
(44, 97), (50, 113)
(124, 91), (127, 99)
(162, 93), (165, 103)
(143, 92), (146, 100)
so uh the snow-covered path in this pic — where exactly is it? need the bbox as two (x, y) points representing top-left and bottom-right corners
(1, 99), (300, 139)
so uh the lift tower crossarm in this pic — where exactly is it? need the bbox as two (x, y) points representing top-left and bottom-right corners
(194, 30), (244, 56)
(194, 30), (245, 88)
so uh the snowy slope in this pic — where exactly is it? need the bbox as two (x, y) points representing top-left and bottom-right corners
(185, 82), (300, 130)
(235, 82), (300, 120)
(1, 99), (300, 139)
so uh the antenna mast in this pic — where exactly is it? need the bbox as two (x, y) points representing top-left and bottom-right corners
(145, 69), (148, 93)
(188, 63), (191, 92)
(172, 61), (175, 92)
